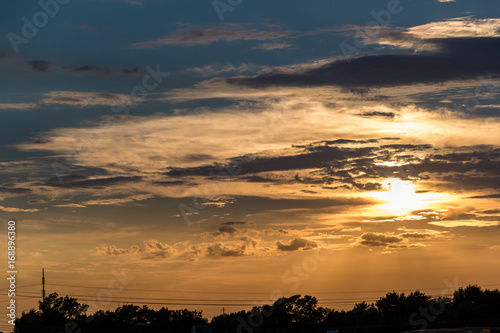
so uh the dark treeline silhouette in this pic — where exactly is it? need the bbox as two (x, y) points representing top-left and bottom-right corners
(14, 285), (500, 333)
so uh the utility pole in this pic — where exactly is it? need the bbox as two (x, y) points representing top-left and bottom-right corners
(42, 268), (45, 310)
(222, 307), (225, 315)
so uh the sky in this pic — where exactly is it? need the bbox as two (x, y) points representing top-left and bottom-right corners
(1, 0), (500, 324)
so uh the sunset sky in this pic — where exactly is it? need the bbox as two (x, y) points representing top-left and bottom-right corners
(1, 0), (500, 324)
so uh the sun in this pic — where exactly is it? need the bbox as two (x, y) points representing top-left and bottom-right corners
(372, 178), (423, 213)
(366, 178), (454, 216)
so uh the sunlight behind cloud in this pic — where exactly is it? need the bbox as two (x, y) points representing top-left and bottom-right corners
(370, 179), (447, 215)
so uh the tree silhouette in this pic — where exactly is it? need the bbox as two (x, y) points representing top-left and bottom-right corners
(14, 285), (500, 333)
(15, 292), (89, 333)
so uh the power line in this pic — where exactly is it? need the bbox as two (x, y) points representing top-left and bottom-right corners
(9, 279), (500, 310)
(0, 283), (41, 291)
(9, 292), (457, 307)
(8, 290), (456, 303)
(45, 282), (500, 296)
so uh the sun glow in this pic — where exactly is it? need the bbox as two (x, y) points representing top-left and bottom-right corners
(371, 178), (443, 214)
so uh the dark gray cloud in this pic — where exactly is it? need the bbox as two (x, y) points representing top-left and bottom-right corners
(28, 60), (50, 72)
(222, 38), (500, 89)
(359, 232), (402, 247)
(221, 221), (247, 226)
(399, 232), (430, 239)
(276, 238), (318, 251)
(217, 225), (238, 234)
(0, 186), (31, 194)
(358, 111), (396, 119)
(166, 144), (377, 177)
(121, 67), (140, 74)
(153, 180), (187, 186)
(471, 193), (500, 199)
(209, 221), (247, 237)
(73, 65), (97, 72)
(61, 65), (141, 75)
(163, 139), (500, 194)
(442, 176), (500, 190)
(42, 176), (142, 188)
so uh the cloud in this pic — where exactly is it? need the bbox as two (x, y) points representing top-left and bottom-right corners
(42, 176), (142, 188)
(183, 63), (270, 77)
(72, 65), (97, 72)
(207, 221), (249, 238)
(0, 186), (31, 194)
(206, 242), (249, 257)
(54, 203), (86, 208)
(217, 225), (238, 234)
(354, 228), (450, 250)
(96, 237), (261, 260)
(121, 67), (140, 74)
(251, 42), (294, 51)
(429, 221), (499, 228)
(40, 91), (136, 107)
(80, 194), (154, 206)
(222, 37), (500, 88)
(221, 221), (247, 226)
(13, 98), (500, 204)
(341, 17), (500, 51)
(130, 24), (294, 48)
(28, 60), (50, 72)
(0, 103), (38, 110)
(96, 240), (176, 259)
(340, 227), (361, 232)
(399, 232), (431, 239)
(61, 65), (141, 76)
(358, 111), (396, 119)
(23, 56), (142, 76)
(0, 205), (39, 212)
(408, 17), (500, 39)
(99, 244), (141, 255)
(358, 232), (402, 247)
(471, 193), (500, 199)
(276, 238), (318, 251)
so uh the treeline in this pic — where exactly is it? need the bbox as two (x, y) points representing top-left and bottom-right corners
(14, 285), (500, 333)
(15, 293), (208, 333)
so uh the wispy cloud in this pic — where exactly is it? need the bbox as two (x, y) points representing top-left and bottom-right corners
(40, 91), (135, 107)
(409, 17), (500, 39)
(0, 205), (39, 212)
(0, 103), (38, 110)
(183, 63), (270, 77)
(130, 24), (295, 48)
(251, 42), (294, 51)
